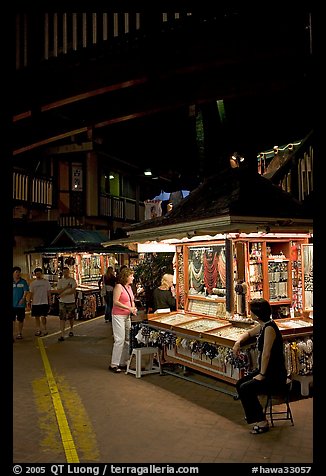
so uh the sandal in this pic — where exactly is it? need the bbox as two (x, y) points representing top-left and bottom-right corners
(16, 334), (23, 340)
(35, 331), (42, 336)
(42, 331), (48, 336)
(108, 366), (122, 373)
(69, 331), (74, 337)
(251, 424), (269, 434)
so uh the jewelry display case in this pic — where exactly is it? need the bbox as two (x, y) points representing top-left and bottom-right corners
(148, 312), (200, 330)
(143, 234), (313, 392)
(145, 313), (313, 392)
(179, 237), (311, 320)
(146, 312), (254, 383)
(185, 243), (228, 319)
(275, 317), (313, 336)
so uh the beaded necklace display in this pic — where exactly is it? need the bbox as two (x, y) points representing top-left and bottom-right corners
(203, 251), (218, 294)
(178, 251), (185, 308)
(217, 248), (226, 287)
(189, 250), (204, 292)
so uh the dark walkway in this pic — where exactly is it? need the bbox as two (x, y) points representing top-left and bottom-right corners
(13, 313), (313, 464)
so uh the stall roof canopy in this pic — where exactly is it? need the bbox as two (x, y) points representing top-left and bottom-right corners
(103, 167), (313, 244)
(27, 228), (137, 254)
(51, 228), (110, 247)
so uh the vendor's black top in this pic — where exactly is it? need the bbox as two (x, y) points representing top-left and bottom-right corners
(152, 288), (176, 312)
(257, 320), (287, 391)
(98, 274), (116, 287)
(104, 275), (116, 287)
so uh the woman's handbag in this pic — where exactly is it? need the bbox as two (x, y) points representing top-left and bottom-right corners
(130, 309), (147, 323)
(122, 285), (146, 322)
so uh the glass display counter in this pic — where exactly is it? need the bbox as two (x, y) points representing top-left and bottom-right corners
(145, 312), (313, 393)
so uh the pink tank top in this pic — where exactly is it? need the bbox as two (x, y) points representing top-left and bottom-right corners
(112, 284), (134, 316)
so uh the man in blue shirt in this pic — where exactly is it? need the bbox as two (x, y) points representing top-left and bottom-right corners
(13, 266), (30, 341)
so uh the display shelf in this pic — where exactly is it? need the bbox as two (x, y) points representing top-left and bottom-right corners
(204, 323), (254, 339)
(175, 317), (230, 336)
(280, 317), (313, 328)
(266, 241), (290, 260)
(144, 313), (312, 390)
(200, 322), (254, 347)
(268, 260), (289, 301)
(151, 235), (313, 392)
(276, 317), (313, 336)
(187, 298), (226, 318)
(274, 320), (292, 330)
(147, 312), (199, 331)
(302, 244), (313, 311)
(248, 242), (264, 300)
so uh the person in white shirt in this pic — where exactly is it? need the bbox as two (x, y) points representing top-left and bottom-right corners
(53, 266), (77, 342)
(29, 267), (52, 336)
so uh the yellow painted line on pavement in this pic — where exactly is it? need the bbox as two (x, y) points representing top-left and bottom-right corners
(37, 337), (80, 463)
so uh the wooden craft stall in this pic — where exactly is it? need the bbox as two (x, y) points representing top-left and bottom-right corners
(104, 167), (313, 393)
(26, 228), (138, 319)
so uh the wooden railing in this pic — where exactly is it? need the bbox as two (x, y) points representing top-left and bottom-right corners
(13, 171), (145, 224)
(99, 193), (145, 222)
(15, 12), (193, 70)
(13, 170), (53, 206)
(58, 215), (85, 227)
(260, 131), (313, 204)
(278, 133), (313, 203)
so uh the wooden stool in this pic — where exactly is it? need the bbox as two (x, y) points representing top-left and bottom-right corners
(126, 347), (162, 378)
(291, 374), (313, 397)
(264, 378), (294, 427)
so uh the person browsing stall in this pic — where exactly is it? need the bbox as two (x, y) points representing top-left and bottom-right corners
(109, 267), (137, 373)
(29, 267), (52, 336)
(232, 297), (287, 434)
(152, 273), (176, 312)
(13, 266), (30, 341)
(98, 266), (116, 323)
(53, 266), (77, 342)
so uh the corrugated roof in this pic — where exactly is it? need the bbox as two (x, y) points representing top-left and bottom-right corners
(26, 229), (137, 254)
(50, 228), (110, 246)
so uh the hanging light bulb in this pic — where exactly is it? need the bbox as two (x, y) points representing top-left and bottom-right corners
(230, 152), (245, 168)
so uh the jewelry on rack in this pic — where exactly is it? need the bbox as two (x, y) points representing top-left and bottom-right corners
(217, 248), (226, 287)
(203, 251), (218, 294)
(189, 250), (204, 292)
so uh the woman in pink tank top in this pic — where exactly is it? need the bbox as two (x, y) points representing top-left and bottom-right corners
(109, 267), (138, 373)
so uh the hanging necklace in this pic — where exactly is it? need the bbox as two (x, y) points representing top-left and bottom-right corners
(217, 248), (226, 287)
(203, 251), (218, 294)
(189, 261), (204, 290)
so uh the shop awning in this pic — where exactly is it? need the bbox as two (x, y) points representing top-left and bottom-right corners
(49, 228), (110, 247)
(26, 228), (137, 254)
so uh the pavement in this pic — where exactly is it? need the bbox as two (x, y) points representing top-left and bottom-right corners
(13, 312), (314, 465)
